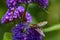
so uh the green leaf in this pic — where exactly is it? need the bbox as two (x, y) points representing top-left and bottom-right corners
(27, 3), (47, 24)
(43, 24), (60, 40)
(3, 32), (12, 40)
(43, 24), (60, 32)
(43, 31), (60, 40)
(0, 0), (7, 19)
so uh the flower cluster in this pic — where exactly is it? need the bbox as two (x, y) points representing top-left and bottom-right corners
(18, 0), (31, 4)
(1, 6), (32, 24)
(11, 23), (25, 40)
(6, 0), (31, 8)
(1, 0), (48, 40)
(11, 23), (42, 40)
(6, 0), (48, 8)
(6, 0), (18, 8)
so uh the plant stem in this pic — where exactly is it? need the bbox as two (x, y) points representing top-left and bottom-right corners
(22, 3), (28, 22)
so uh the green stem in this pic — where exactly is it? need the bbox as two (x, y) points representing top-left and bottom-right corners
(22, 3), (28, 22)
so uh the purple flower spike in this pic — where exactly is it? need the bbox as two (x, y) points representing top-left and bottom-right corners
(1, 6), (32, 24)
(18, 0), (31, 4)
(15, 6), (32, 23)
(11, 23), (42, 40)
(11, 23), (28, 40)
(1, 9), (13, 23)
(26, 12), (32, 23)
(38, 0), (48, 8)
(1, 9), (18, 24)
(32, 0), (48, 9)
(6, 0), (18, 8)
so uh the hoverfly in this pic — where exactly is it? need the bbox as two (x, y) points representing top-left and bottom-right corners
(30, 21), (48, 37)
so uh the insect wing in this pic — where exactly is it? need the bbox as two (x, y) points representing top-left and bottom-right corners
(37, 21), (48, 27)
(35, 28), (45, 37)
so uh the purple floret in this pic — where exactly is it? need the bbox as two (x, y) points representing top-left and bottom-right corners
(1, 9), (19, 23)
(24, 28), (42, 40)
(6, 0), (18, 8)
(32, 0), (48, 9)
(1, 6), (32, 24)
(1, 9), (13, 23)
(38, 0), (48, 8)
(16, 6), (32, 23)
(11, 23), (28, 40)
(18, 0), (31, 4)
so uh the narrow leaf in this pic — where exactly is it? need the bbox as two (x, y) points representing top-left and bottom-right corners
(43, 24), (60, 32)
(3, 32), (12, 40)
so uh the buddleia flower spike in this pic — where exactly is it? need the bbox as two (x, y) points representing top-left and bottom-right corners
(32, 0), (48, 9)
(18, 0), (31, 4)
(6, 0), (18, 8)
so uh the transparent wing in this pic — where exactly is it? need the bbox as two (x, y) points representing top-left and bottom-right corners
(37, 21), (48, 27)
(35, 28), (45, 37)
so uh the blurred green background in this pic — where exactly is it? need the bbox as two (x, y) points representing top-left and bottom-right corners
(0, 0), (60, 40)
